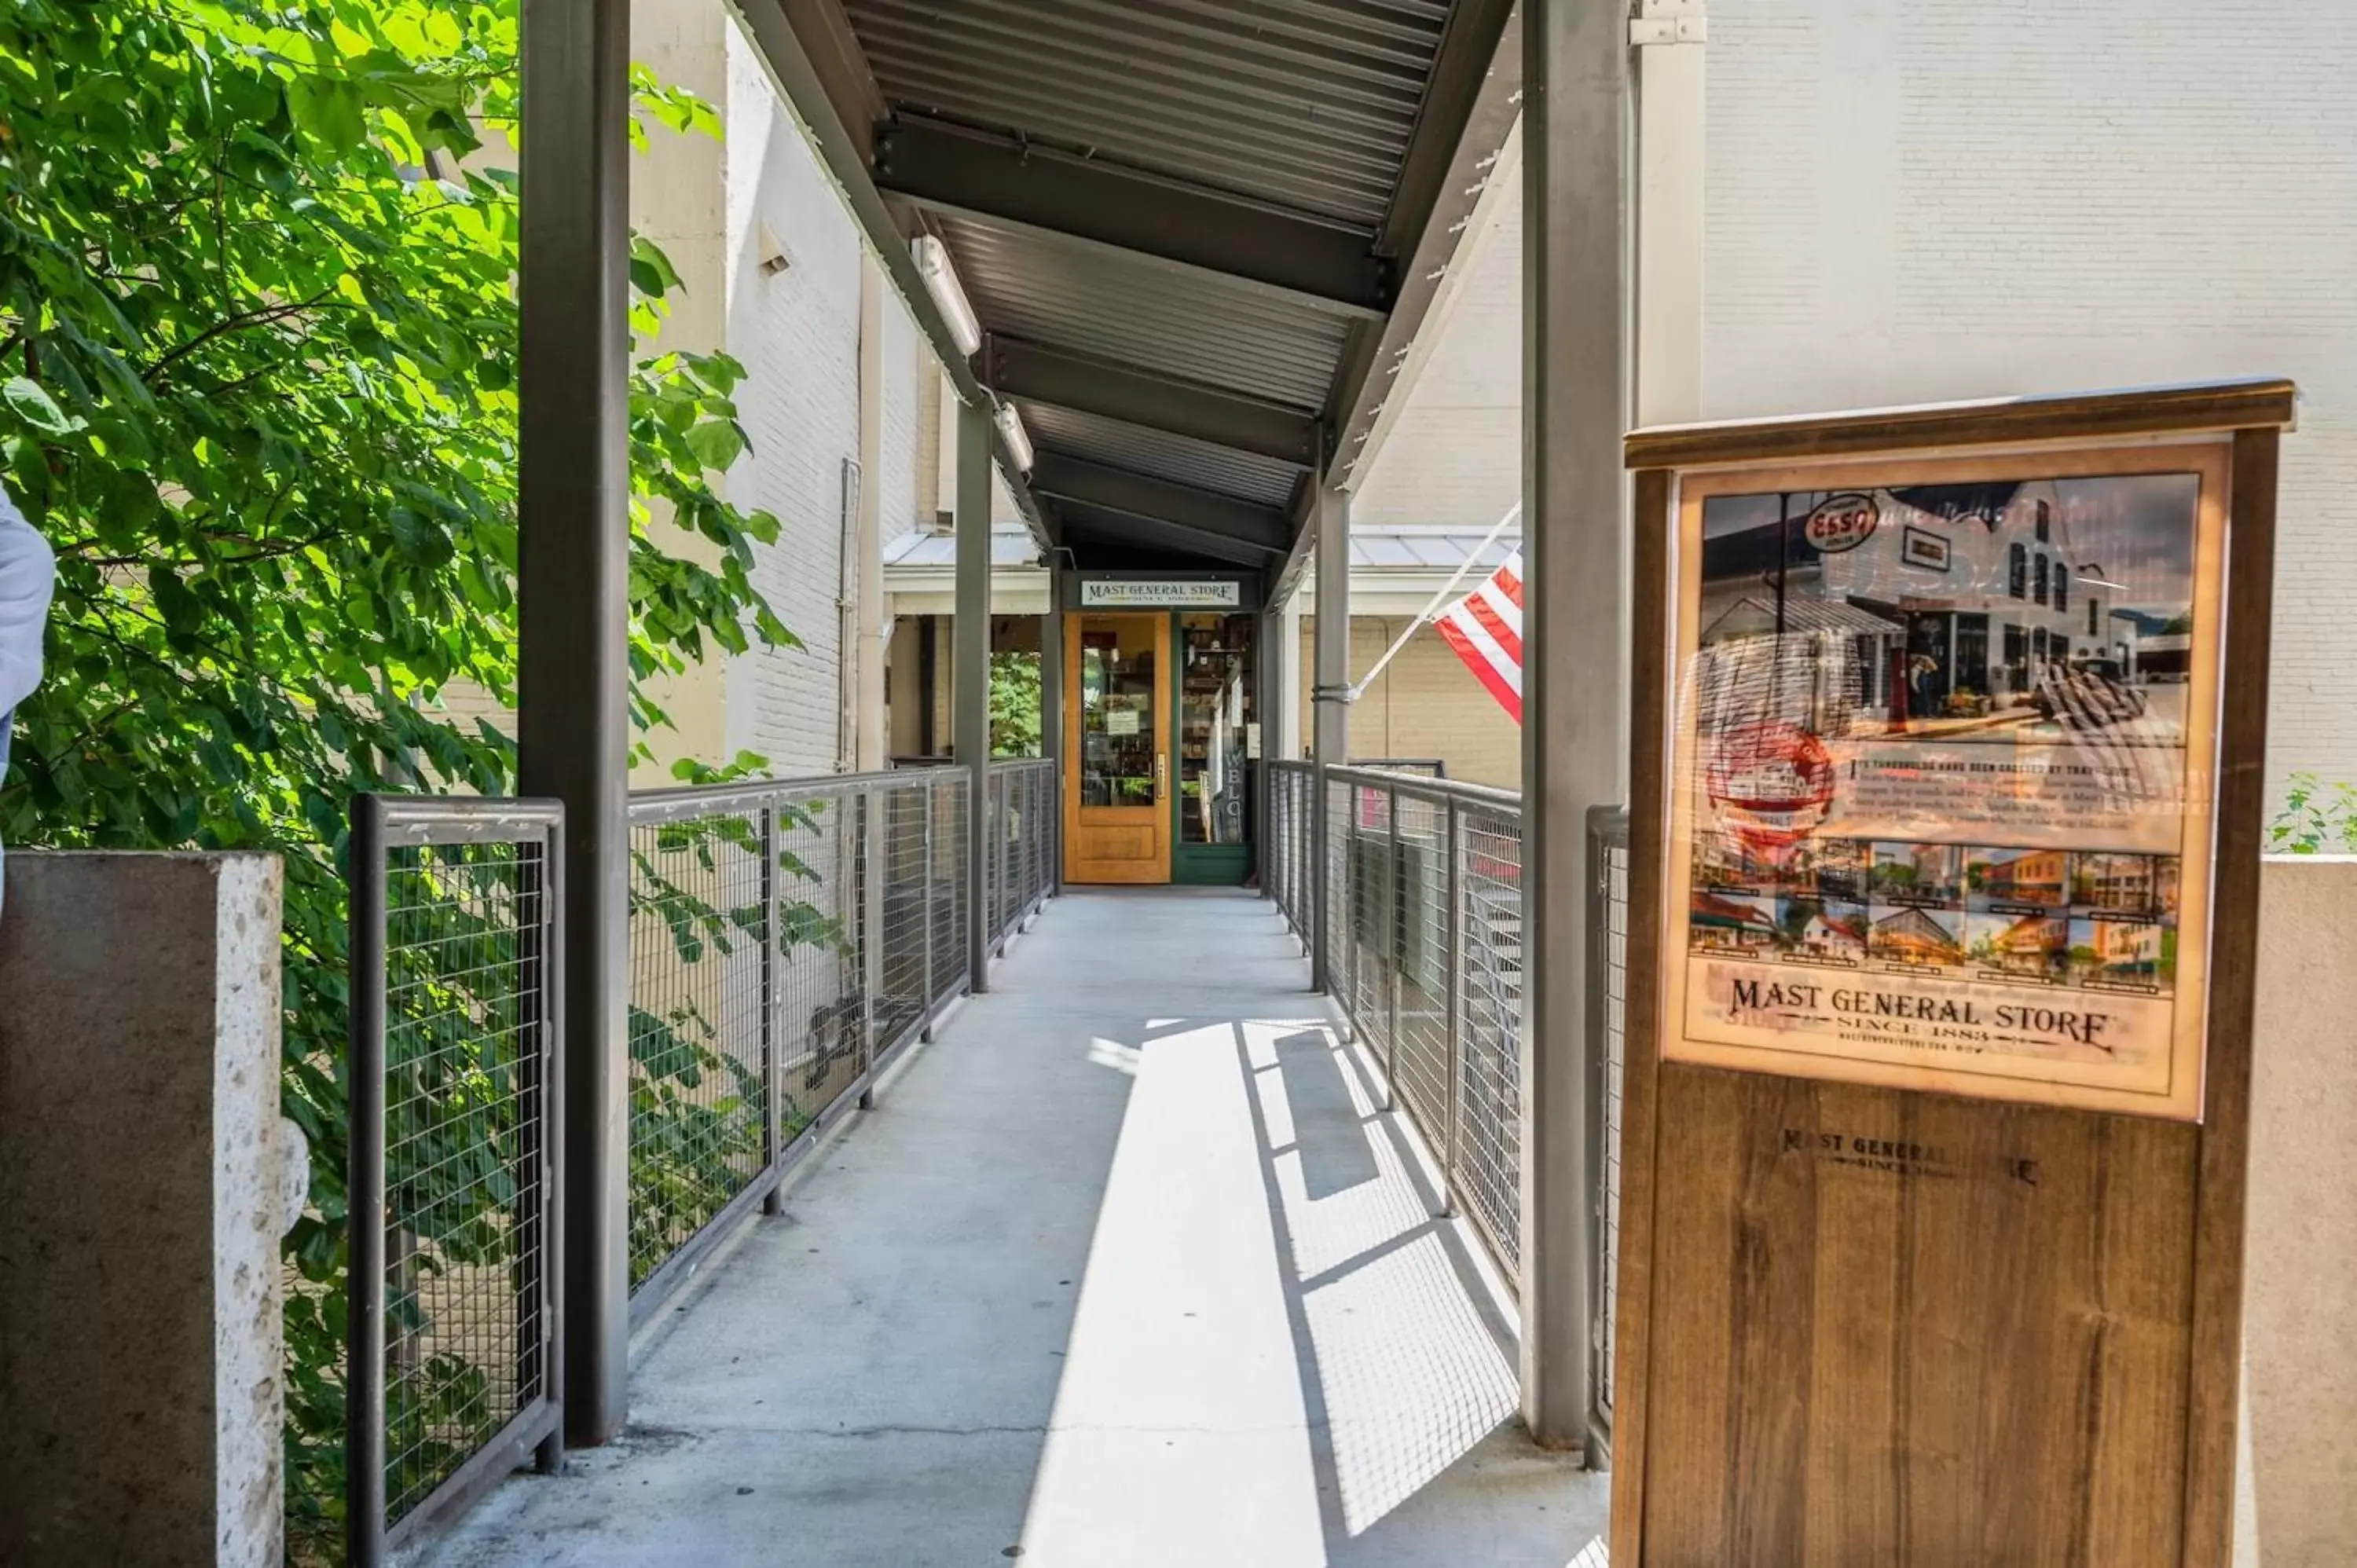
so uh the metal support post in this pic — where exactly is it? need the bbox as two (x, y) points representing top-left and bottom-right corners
(761, 804), (785, 1214)
(518, 0), (631, 1449)
(955, 395), (992, 993)
(1522, 0), (1629, 1460)
(1310, 471), (1348, 994)
(1041, 571), (1065, 897)
(996, 769), (1012, 949)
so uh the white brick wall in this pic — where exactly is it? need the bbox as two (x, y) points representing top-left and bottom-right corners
(1705, 0), (2357, 798)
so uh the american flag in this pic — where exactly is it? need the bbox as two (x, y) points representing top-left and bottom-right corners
(1434, 549), (1523, 722)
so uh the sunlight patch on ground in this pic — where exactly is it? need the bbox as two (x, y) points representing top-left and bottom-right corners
(1017, 1020), (1324, 1566)
(1086, 1036), (1142, 1075)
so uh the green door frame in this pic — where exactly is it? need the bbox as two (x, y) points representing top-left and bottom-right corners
(1168, 610), (1255, 886)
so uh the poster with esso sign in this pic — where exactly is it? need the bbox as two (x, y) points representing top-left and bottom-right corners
(1660, 443), (2230, 1119)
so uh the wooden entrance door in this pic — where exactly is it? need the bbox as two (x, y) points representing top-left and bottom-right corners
(1064, 613), (1172, 884)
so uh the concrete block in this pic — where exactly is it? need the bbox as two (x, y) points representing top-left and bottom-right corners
(0, 852), (288, 1567)
(2245, 855), (2357, 1566)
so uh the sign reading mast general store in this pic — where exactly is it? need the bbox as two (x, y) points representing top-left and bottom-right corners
(1662, 443), (2230, 1119)
(1079, 579), (1241, 608)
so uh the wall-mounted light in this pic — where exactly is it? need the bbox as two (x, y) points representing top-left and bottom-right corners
(994, 401), (1035, 473)
(912, 235), (981, 358)
(757, 221), (792, 277)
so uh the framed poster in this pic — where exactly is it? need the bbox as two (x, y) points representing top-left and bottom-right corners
(1661, 441), (2230, 1119)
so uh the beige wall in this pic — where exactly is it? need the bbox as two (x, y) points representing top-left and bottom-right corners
(1297, 616), (1520, 789)
(2244, 855), (2357, 1565)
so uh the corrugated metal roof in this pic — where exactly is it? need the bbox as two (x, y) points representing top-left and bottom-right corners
(845, 0), (1449, 227)
(882, 527), (1046, 569)
(1014, 401), (1302, 508)
(933, 214), (1351, 411)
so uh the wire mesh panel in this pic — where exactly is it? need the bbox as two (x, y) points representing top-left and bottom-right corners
(875, 777), (935, 1054)
(1458, 801), (1524, 1278)
(1592, 808), (1630, 1423)
(625, 794), (778, 1291)
(1323, 774), (1354, 1017)
(1387, 790), (1451, 1141)
(933, 771), (971, 1004)
(1349, 782), (1395, 1066)
(348, 797), (563, 1566)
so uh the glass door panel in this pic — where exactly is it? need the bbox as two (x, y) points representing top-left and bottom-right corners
(1178, 614), (1253, 846)
(1079, 617), (1159, 808)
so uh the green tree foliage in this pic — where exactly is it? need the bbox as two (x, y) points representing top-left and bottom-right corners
(989, 649), (1040, 757)
(0, 0), (792, 1548)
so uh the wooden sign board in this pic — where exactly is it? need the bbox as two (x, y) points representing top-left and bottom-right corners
(1612, 380), (2297, 1567)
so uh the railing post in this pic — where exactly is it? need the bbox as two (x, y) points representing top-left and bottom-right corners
(761, 802), (785, 1215)
(1442, 796), (1463, 1218)
(346, 800), (390, 1568)
(860, 784), (885, 1110)
(997, 769), (1013, 947)
(921, 771), (937, 1040)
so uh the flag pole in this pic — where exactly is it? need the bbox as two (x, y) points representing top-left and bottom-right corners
(1346, 502), (1523, 703)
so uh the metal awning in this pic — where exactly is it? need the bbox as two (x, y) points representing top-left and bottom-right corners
(731, 0), (1520, 576)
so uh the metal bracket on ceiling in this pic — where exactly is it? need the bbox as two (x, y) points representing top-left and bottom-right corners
(1630, 0), (1707, 46)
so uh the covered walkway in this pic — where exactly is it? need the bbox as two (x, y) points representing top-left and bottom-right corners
(415, 890), (1604, 1567)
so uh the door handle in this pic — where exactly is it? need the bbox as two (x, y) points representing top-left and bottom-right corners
(1156, 753), (1168, 797)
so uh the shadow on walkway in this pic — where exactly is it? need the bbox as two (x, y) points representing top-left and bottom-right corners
(414, 890), (1605, 1568)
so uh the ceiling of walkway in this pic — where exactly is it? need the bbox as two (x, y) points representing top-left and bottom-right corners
(746, 0), (1521, 577)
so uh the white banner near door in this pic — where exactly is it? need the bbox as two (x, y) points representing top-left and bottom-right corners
(1080, 579), (1241, 608)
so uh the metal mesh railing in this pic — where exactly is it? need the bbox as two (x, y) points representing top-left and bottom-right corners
(1277, 767), (1530, 1290)
(348, 796), (563, 1566)
(623, 767), (998, 1317)
(988, 758), (1055, 951)
(1273, 773), (1630, 1434)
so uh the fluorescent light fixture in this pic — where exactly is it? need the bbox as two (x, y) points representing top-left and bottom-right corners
(911, 235), (981, 358)
(995, 402), (1035, 473)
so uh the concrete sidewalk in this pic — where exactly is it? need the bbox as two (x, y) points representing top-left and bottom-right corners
(413, 888), (1605, 1568)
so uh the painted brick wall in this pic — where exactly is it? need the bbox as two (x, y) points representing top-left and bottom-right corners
(717, 26), (863, 776)
(1706, 0), (2357, 799)
(1299, 617), (1522, 789)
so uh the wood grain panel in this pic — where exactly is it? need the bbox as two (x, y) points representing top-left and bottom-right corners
(1642, 1067), (2197, 1567)
(1623, 378), (2297, 471)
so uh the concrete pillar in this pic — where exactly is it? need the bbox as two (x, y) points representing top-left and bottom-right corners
(856, 256), (890, 771)
(955, 395), (992, 991)
(1521, 0), (1629, 1458)
(0, 853), (301, 1567)
(1632, 0), (1706, 427)
(523, 0), (636, 1452)
(1310, 481), (1350, 994)
(519, 0), (633, 1448)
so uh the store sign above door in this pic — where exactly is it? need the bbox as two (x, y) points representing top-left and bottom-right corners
(1080, 580), (1241, 608)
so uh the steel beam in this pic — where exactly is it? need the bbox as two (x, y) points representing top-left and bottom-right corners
(1326, 7), (1524, 493)
(986, 338), (1320, 469)
(518, 0), (630, 1449)
(1056, 510), (1274, 570)
(874, 118), (1392, 320)
(1032, 453), (1290, 555)
(1521, 0), (1627, 1463)
(1310, 478), (1349, 995)
(955, 395), (992, 995)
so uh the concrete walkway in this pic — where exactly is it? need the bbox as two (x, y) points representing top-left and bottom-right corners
(415, 888), (1606, 1568)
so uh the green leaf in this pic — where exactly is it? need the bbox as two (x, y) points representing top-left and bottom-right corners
(2, 377), (82, 437)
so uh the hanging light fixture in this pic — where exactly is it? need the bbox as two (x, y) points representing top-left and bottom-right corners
(911, 236), (981, 358)
(994, 401), (1035, 473)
